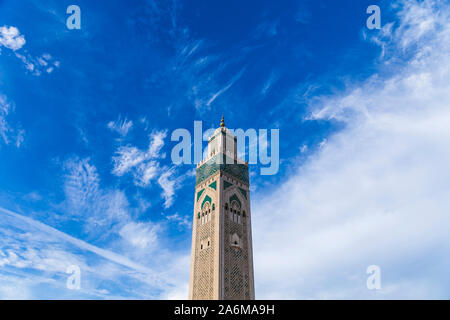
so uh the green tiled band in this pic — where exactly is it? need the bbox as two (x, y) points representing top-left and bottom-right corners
(196, 154), (249, 186)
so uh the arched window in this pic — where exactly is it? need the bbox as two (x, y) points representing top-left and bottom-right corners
(225, 203), (228, 210)
(231, 233), (240, 247)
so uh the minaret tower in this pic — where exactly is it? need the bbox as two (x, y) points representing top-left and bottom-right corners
(189, 117), (255, 300)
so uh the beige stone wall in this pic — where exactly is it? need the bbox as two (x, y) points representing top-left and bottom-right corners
(221, 174), (254, 300)
(189, 170), (255, 300)
(189, 173), (219, 300)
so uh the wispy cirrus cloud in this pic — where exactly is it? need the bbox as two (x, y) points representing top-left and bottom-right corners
(0, 95), (12, 145)
(112, 130), (167, 179)
(260, 71), (279, 96)
(107, 116), (133, 137)
(137, 5), (250, 115)
(0, 94), (24, 148)
(253, 0), (450, 299)
(15, 52), (60, 76)
(204, 68), (246, 108)
(157, 167), (180, 209)
(0, 25), (59, 75)
(62, 157), (131, 239)
(0, 206), (182, 299)
(119, 221), (160, 250)
(111, 128), (187, 209)
(165, 213), (191, 230)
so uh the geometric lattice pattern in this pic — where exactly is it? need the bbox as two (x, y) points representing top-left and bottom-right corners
(223, 209), (250, 300)
(192, 211), (215, 300)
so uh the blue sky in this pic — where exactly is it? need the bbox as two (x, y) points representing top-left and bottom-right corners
(1, 0), (450, 299)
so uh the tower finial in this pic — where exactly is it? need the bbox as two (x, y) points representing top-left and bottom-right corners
(220, 115), (225, 128)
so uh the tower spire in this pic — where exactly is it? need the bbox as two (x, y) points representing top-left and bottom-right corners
(190, 116), (254, 300)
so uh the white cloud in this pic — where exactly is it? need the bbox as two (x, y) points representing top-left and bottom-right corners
(253, 0), (450, 299)
(64, 157), (101, 215)
(134, 160), (159, 187)
(63, 157), (129, 235)
(23, 191), (43, 202)
(0, 94), (24, 147)
(15, 128), (25, 147)
(157, 167), (179, 209)
(205, 69), (245, 107)
(112, 130), (166, 174)
(148, 130), (167, 157)
(166, 213), (191, 229)
(119, 222), (160, 250)
(112, 130), (167, 188)
(165, 283), (189, 300)
(37, 57), (48, 67)
(0, 26), (25, 51)
(0, 206), (170, 298)
(15, 53), (35, 72)
(112, 145), (148, 176)
(108, 116), (133, 137)
(300, 144), (308, 153)
(14, 52), (60, 76)
(0, 95), (11, 144)
(158, 254), (191, 300)
(261, 72), (278, 96)
(0, 205), (191, 299)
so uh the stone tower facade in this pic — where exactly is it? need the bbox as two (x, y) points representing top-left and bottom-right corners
(189, 117), (255, 300)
